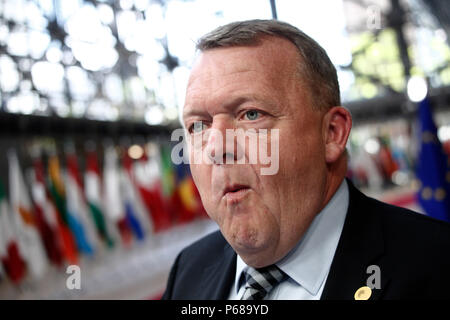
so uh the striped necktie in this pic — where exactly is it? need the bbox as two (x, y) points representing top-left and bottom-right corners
(241, 265), (287, 300)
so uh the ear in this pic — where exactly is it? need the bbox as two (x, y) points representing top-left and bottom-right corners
(322, 106), (352, 164)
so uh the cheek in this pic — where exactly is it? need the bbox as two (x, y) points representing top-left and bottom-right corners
(280, 124), (324, 167)
(190, 163), (207, 192)
(275, 128), (326, 201)
(189, 163), (215, 211)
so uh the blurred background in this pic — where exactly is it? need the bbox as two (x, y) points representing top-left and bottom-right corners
(0, 0), (449, 299)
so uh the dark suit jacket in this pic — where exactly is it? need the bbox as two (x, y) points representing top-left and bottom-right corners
(162, 180), (450, 300)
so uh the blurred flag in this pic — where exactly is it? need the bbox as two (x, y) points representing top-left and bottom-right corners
(0, 180), (26, 284)
(133, 143), (170, 232)
(120, 152), (148, 240)
(162, 143), (207, 224)
(378, 137), (399, 182)
(160, 145), (178, 225)
(161, 146), (192, 223)
(174, 163), (199, 223)
(30, 157), (63, 266)
(192, 179), (208, 218)
(160, 145), (176, 199)
(85, 150), (114, 248)
(103, 145), (133, 246)
(47, 154), (78, 264)
(65, 152), (99, 255)
(416, 97), (450, 222)
(8, 150), (48, 280)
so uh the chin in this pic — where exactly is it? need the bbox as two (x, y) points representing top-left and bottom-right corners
(236, 247), (278, 268)
(226, 225), (277, 264)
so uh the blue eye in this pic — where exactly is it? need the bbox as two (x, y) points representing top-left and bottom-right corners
(190, 121), (207, 133)
(245, 110), (259, 120)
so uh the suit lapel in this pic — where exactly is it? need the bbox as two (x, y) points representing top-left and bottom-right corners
(321, 180), (390, 300)
(198, 242), (237, 299)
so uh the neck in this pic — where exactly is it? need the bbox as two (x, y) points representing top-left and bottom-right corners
(321, 157), (347, 212)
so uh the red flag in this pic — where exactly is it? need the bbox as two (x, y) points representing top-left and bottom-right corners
(0, 181), (26, 284)
(8, 150), (49, 280)
(30, 157), (64, 266)
(132, 150), (171, 232)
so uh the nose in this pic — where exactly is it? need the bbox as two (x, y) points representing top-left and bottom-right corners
(205, 117), (243, 165)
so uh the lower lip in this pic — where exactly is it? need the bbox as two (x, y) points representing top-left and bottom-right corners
(224, 188), (251, 204)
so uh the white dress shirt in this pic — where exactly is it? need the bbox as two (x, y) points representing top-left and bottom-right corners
(228, 179), (349, 300)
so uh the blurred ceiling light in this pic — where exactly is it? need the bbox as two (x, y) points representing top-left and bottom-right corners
(137, 55), (161, 90)
(127, 76), (147, 105)
(86, 98), (118, 121)
(134, 0), (150, 11)
(165, 106), (179, 121)
(173, 66), (190, 111)
(65, 3), (118, 71)
(2, 0), (25, 23)
(31, 61), (65, 94)
(0, 24), (9, 43)
(70, 39), (118, 71)
(145, 106), (164, 125)
(46, 43), (63, 63)
(364, 138), (380, 154)
(7, 29), (29, 56)
(392, 170), (409, 186)
(144, 4), (166, 39)
(20, 79), (32, 91)
(116, 9), (137, 44)
(71, 101), (87, 118)
(24, 1), (48, 30)
(435, 28), (447, 42)
(65, 4), (104, 43)
(97, 4), (115, 25)
(6, 95), (22, 113)
(28, 31), (51, 59)
(103, 74), (125, 104)
(58, 0), (82, 22)
(128, 144), (144, 159)
(407, 76), (428, 102)
(6, 89), (39, 115)
(62, 49), (75, 65)
(66, 67), (96, 101)
(133, 21), (166, 57)
(158, 72), (177, 109)
(120, 0), (134, 10)
(18, 58), (33, 72)
(438, 125), (450, 142)
(0, 55), (20, 92)
(52, 96), (71, 117)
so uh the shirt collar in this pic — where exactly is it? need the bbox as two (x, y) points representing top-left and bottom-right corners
(234, 179), (349, 296)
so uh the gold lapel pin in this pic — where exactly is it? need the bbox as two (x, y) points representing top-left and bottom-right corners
(354, 286), (372, 300)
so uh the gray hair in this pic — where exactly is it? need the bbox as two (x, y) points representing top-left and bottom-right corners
(196, 19), (341, 111)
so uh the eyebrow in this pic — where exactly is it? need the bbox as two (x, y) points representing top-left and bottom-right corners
(183, 95), (265, 121)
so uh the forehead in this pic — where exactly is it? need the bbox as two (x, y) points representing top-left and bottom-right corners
(183, 37), (303, 116)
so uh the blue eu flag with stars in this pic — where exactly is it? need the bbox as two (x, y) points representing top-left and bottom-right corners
(416, 97), (450, 222)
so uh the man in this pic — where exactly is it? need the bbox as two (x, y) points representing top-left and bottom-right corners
(162, 19), (450, 300)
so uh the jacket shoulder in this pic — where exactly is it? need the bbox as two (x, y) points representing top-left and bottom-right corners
(162, 230), (231, 299)
(323, 182), (450, 299)
(355, 187), (450, 298)
(348, 180), (450, 246)
(363, 193), (450, 246)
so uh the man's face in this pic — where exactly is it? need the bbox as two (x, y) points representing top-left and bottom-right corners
(183, 37), (331, 267)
